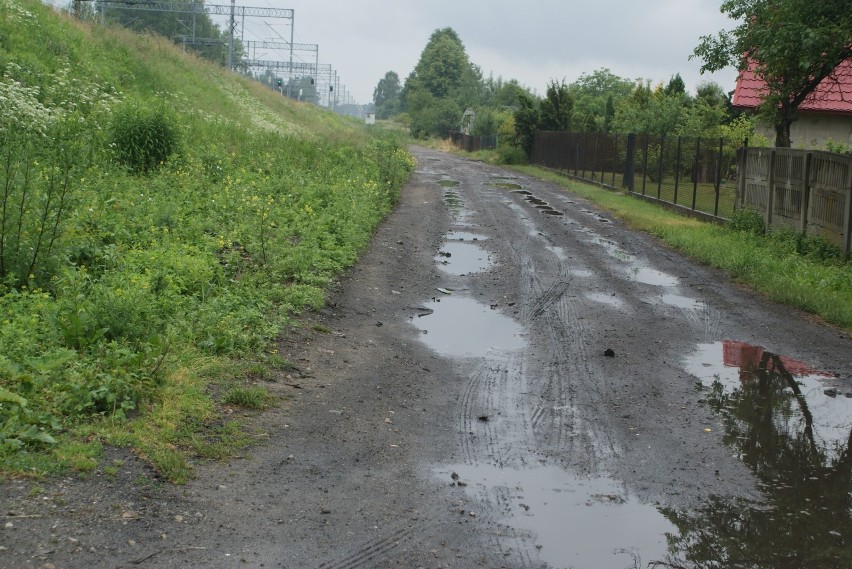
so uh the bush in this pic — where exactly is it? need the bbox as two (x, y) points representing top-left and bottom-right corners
(728, 208), (765, 235)
(109, 102), (180, 173)
(497, 144), (528, 165)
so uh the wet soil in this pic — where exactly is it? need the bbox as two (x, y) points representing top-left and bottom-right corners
(2, 146), (850, 568)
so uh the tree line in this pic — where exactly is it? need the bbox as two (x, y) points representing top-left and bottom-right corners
(373, 0), (851, 153)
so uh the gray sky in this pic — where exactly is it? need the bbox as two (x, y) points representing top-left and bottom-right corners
(237, 0), (741, 104)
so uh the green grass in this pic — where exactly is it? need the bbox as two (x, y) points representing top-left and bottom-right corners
(223, 386), (272, 410)
(510, 165), (852, 331)
(0, 1), (415, 481)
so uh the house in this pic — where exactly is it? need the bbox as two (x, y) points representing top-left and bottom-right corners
(732, 58), (852, 148)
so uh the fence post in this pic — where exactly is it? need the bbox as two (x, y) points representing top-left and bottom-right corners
(692, 138), (700, 210)
(574, 143), (580, 177)
(623, 134), (635, 191)
(642, 134), (649, 195)
(800, 152), (811, 233)
(592, 132), (599, 182)
(674, 137), (682, 205)
(612, 134), (618, 189)
(844, 154), (852, 254)
(766, 150), (776, 227)
(657, 135), (665, 199)
(714, 137), (723, 217)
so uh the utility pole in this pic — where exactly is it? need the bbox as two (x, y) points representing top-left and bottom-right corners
(226, 0), (235, 70)
(287, 10), (294, 97)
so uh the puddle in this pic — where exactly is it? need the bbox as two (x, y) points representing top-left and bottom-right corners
(585, 291), (624, 308)
(494, 182), (523, 190)
(514, 195), (564, 216)
(671, 341), (852, 567)
(596, 238), (635, 263)
(435, 242), (492, 275)
(443, 190), (464, 211)
(658, 293), (705, 309)
(445, 231), (486, 241)
(569, 268), (594, 278)
(436, 464), (675, 567)
(685, 341), (848, 455)
(627, 267), (679, 287)
(544, 245), (567, 261)
(438, 179), (460, 187)
(410, 297), (524, 357)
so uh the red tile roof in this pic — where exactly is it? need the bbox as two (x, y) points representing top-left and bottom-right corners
(732, 58), (852, 114)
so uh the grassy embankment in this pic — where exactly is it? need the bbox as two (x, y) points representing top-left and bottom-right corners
(509, 165), (852, 331)
(0, 1), (414, 482)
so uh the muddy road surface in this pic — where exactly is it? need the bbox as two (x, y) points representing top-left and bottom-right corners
(3, 146), (851, 568)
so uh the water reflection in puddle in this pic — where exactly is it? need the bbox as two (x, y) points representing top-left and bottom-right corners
(435, 242), (492, 275)
(659, 293), (704, 309)
(628, 267), (679, 287)
(569, 268), (594, 278)
(685, 341), (849, 454)
(585, 292), (624, 308)
(446, 231), (486, 241)
(411, 297), (524, 357)
(671, 341), (852, 568)
(436, 464), (675, 568)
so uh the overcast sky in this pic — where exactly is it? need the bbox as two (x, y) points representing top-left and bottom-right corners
(232, 0), (741, 105)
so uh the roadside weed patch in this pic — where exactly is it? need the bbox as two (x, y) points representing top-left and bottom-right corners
(223, 386), (273, 410)
(0, 2), (414, 481)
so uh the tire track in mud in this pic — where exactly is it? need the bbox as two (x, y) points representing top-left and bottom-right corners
(453, 179), (618, 473)
(316, 525), (418, 569)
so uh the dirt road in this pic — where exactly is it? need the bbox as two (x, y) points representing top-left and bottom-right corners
(3, 146), (850, 568)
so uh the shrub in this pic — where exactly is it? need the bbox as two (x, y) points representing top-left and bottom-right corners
(728, 208), (765, 235)
(109, 102), (180, 173)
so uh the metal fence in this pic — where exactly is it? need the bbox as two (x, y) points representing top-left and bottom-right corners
(739, 148), (851, 252)
(529, 131), (852, 252)
(449, 131), (498, 152)
(530, 131), (741, 221)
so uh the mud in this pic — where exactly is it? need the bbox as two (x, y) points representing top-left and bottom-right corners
(1, 146), (849, 569)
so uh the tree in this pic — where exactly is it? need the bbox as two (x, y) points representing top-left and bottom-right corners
(569, 68), (634, 132)
(513, 92), (540, 157)
(403, 27), (472, 138)
(692, 0), (852, 147)
(663, 73), (686, 97)
(372, 71), (401, 119)
(409, 28), (470, 99)
(539, 80), (572, 131)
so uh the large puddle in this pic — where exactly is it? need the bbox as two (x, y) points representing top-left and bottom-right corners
(410, 297), (524, 358)
(436, 464), (675, 567)
(672, 341), (852, 567)
(435, 242), (492, 275)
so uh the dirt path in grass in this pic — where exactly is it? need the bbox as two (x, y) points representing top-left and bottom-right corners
(2, 146), (851, 569)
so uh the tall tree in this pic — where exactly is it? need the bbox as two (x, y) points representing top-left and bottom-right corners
(692, 0), (852, 147)
(403, 27), (473, 138)
(663, 73), (686, 97)
(513, 92), (541, 157)
(408, 28), (470, 99)
(372, 71), (401, 119)
(539, 80), (572, 131)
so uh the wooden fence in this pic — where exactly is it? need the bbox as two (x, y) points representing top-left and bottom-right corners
(449, 131), (498, 152)
(739, 148), (852, 253)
